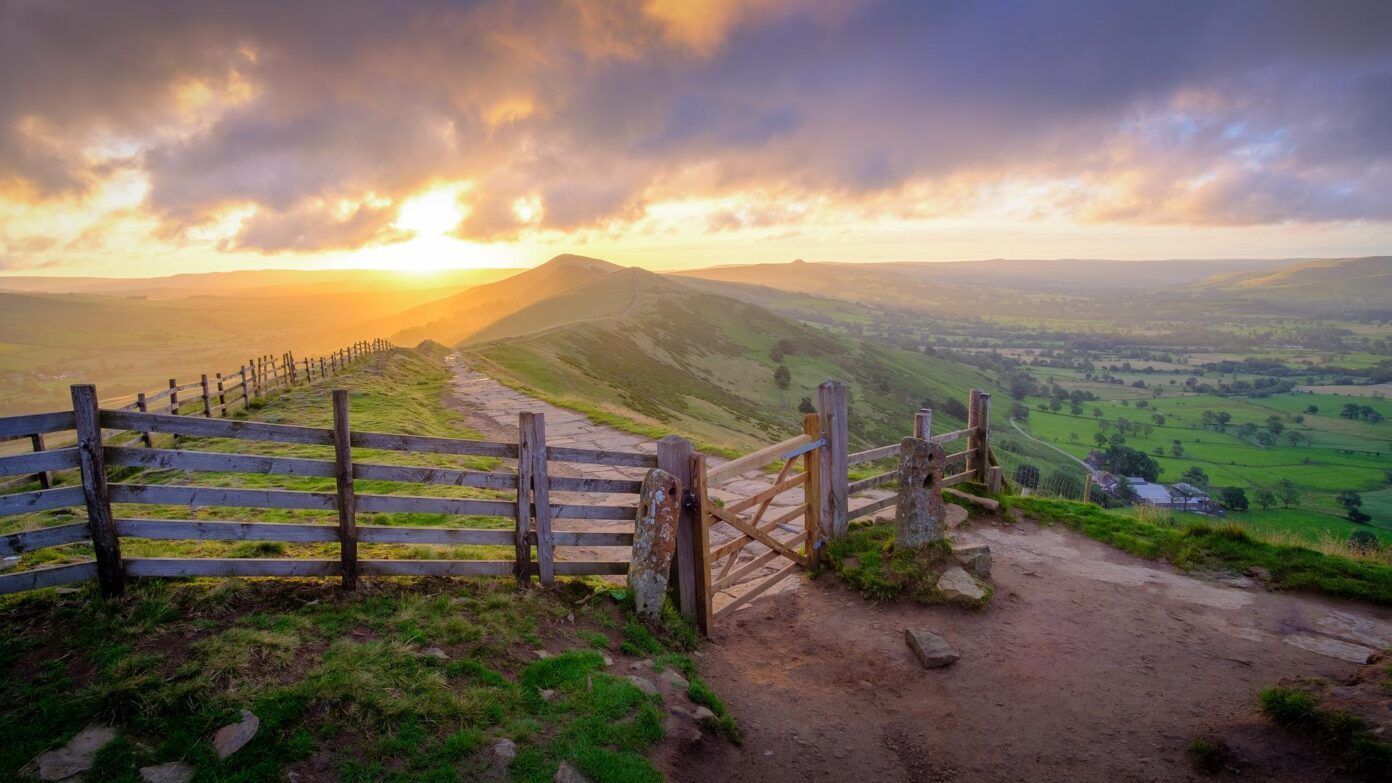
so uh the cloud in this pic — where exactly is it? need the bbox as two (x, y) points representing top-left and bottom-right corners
(1, 0), (1390, 257)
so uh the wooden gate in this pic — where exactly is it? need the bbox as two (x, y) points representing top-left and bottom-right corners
(689, 413), (824, 634)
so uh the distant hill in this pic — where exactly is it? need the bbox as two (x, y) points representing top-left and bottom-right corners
(378, 254), (623, 346)
(0, 267), (516, 298)
(464, 265), (1011, 453)
(1196, 256), (1392, 316)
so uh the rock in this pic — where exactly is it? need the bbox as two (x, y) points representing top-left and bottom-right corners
(554, 760), (589, 783)
(895, 438), (947, 547)
(539, 688), (559, 702)
(953, 543), (992, 579)
(602, 655), (613, 667)
(660, 669), (689, 689)
(422, 647), (449, 660)
(139, 761), (194, 783)
(627, 468), (683, 623)
(936, 567), (986, 603)
(480, 738), (516, 780)
(692, 705), (716, 721)
(212, 709), (260, 759)
(533, 649), (552, 659)
(626, 675), (658, 695)
(905, 629), (959, 669)
(33, 726), (116, 781)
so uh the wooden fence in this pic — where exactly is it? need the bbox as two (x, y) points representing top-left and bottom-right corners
(0, 339), (394, 490)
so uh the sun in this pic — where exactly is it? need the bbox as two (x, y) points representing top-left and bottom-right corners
(395, 186), (465, 237)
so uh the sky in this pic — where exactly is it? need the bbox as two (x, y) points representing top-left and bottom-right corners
(1, 0), (1390, 277)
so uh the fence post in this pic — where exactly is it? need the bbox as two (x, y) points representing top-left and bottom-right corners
(168, 378), (179, 415)
(331, 390), (358, 590)
(520, 412), (554, 586)
(70, 385), (122, 597)
(28, 433), (52, 489)
(689, 453), (713, 636)
(136, 393), (153, 447)
(816, 380), (849, 540)
(239, 366), (250, 409)
(215, 373), (226, 415)
(966, 389), (981, 477)
(976, 392), (992, 483)
(801, 413), (822, 569)
(515, 412), (534, 586)
(915, 407), (933, 440)
(657, 435), (696, 619)
(200, 374), (212, 417)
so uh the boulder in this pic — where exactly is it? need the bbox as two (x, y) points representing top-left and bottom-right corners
(904, 629), (959, 669)
(139, 761), (194, 783)
(660, 668), (689, 689)
(626, 675), (658, 695)
(936, 566), (986, 603)
(555, 760), (590, 783)
(952, 543), (992, 579)
(627, 468), (683, 623)
(212, 710), (259, 759)
(33, 726), (116, 781)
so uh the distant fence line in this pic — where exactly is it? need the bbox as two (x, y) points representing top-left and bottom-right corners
(0, 339), (394, 490)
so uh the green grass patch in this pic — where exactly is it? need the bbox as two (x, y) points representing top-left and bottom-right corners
(824, 521), (990, 608)
(1260, 686), (1392, 778)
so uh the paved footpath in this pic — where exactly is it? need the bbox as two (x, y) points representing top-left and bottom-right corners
(446, 357), (894, 607)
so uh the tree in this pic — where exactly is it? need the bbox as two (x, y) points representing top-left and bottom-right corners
(773, 364), (791, 390)
(1099, 445), (1160, 482)
(1276, 478), (1299, 508)
(1342, 403), (1363, 420)
(1093, 432), (1108, 447)
(1218, 486), (1249, 511)
(797, 397), (816, 414)
(1010, 402), (1030, 421)
(1181, 466), (1210, 490)
(943, 398), (969, 420)
(1170, 443), (1184, 458)
(1336, 490), (1370, 522)
(1013, 464), (1041, 489)
(1349, 530), (1379, 552)
(1305, 404), (1319, 414)
(1048, 398), (1062, 412)
(1254, 488), (1276, 510)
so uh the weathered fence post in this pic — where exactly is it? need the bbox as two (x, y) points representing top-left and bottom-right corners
(200, 374), (212, 417)
(895, 436), (946, 547)
(331, 390), (358, 589)
(168, 378), (179, 415)
(802, 413), (823, 568)
(629, 468), (682, 624)
(689, 453), (713, 636)
(915, 407), (933, 440)
(816, 380), (849, 540)
(239, 366), (250, 409)
(515, 413), (534, 586)
(520, 412), (554, 586)
(976, 392), (992, 483)
(71, 385), (122, 597)
(29, 433), (52, 489)
(136, 393), (153, 447)
(657, 435), (696, 618)
(215, 372), (226, 415)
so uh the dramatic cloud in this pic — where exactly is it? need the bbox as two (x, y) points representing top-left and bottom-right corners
(1, 0), (1390, 264)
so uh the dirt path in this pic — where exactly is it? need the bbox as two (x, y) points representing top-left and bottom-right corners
(446, 358), (1392, 780)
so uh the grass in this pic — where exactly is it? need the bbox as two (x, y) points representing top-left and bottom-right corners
(0, 577), (705, 782)
(824, 521), (991, 608)
(1007, 496), (1392, 605)
(1260, 686), (1392, 778)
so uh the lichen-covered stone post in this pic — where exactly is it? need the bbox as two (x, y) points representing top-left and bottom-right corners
(895, 436), (947, 548)
(629, 468), (683, 623)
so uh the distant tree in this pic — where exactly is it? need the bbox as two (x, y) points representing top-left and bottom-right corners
(1293, 414), (1305, 424)
(1342, 403), (1363, 420)
(1070, 402), (1084, 415)
(943, 398), (969, 420)
(797, 397), (816, 415)
(1349, 530), (1379, 552)
(1181, 466), (1210, 490)
(1013, 464), (1041, 489)
(1218, 486), (1249, 511)
(1093, 432), (1108, 448)
(1048, 398), (1062, 412)
(1093, 407), (1104, 418)
(1266, 417), (1284, 435)
(1010, 402), (1030, 421)
(1170, 443), (1184, 458)
(1099, 445), (1160, 482)
(1276, 478), (1299, 508)
(1254, 488), (1276, 510)
(1336, 490), (1370, 522)
(773, 365), (791, 390)
(1305, 405), (1319, 414)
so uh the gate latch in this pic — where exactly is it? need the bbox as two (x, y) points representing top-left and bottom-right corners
(682, 488), (699, 511)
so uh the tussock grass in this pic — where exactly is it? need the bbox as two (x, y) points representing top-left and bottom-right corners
(825, 521), (990, 608)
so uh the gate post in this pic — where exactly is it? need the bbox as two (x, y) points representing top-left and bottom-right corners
(689, 453), (713, 636)
(657, 435), (697, 619)
(71, 385), (123, 597)
(332, 390), (358, 589)
(802, 413), (823, 568)
(816, 380), (849, 540)
(520, 412), (554, 586)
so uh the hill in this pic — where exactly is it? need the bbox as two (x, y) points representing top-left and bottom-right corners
(1197, 256), (1392, 317)
(462, 266), (1062, 475)
(377, 254), (623, 346)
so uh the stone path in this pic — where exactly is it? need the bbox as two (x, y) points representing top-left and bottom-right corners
(446, 357), (894, 606)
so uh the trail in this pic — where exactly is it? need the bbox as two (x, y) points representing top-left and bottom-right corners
(1009, 416), (1095, 474)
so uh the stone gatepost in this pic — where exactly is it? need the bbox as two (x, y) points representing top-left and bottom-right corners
(895, 436), (947, 548)
(629, 468), (683, 623)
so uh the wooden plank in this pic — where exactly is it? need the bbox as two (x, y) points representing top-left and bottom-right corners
(549, 561), (629, 576)
(515, 413), (533, 585)
(355, 494), (516, 517)
(116, 518), (337, 542)
(847, 470), (895, 495)
(523, 412), (554, 585)
(705, 433), (812, 486)
(941, 469), (975, 488)
(713, 532), (808, 591)
(713, 561), (799, 618)
(722, 472), (806, 516)
(0, 485), (85, 516)
(105, 446), (336, 477)
(359, 559), (512, 577)
(0, 522), (92, 556)
(101, 411), (334, 446)
(718, 456), (797, 583)
(548, 475), (642, 494)
(332, 390), (358, 590)
(846, 493), (897, 522)
(0, 447), (79, 477)
(351, 430), (517, 459)
(929, 428), (971, 444)
(943, 449), (970, 465)
(691, 453), (713, 636)
(0, 411), (75, 439)
(708, 504), (804, 561)
(547, 531), (635, 547)
(72, 385), (123, 597)
(125, 558), (339, 577)
(358, 526), (514, 545)
(550, 503), (638, 521)
(356, 463), (518, 489)
(801, 412), (823, 569)
(545, 446), (658, 468)
(109, 483), (337, 510)
(707, 505), (807, 567)
(0, 562), (98, 595)
(175, 380), (204, 393)
(29, 433), (52, 489)
(817, 381), (850, 540)
(943, 487), (1001, 511)
(848, 443), (899, 466)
